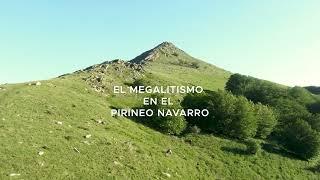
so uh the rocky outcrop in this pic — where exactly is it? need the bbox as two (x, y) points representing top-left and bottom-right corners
(130, 41), (187, 64)
(80, 59), (145, 93)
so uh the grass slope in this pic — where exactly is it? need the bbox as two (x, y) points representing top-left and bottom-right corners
(0, 43), (319, 179)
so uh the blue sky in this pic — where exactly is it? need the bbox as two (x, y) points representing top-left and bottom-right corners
(0, 0), (319, 86)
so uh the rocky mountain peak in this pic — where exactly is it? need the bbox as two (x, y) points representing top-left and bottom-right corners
(130, 41), (185, 64)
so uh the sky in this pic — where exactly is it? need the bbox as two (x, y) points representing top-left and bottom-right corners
(0, 0), (319, 86)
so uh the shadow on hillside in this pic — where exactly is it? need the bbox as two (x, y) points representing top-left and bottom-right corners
(305, 165), (320, 173)
(261, 142), (302, 160)
(221, 147), (248, 155)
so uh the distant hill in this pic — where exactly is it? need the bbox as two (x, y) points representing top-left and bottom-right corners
(0, 42), (319, 179)
(305, 86), (320, 95)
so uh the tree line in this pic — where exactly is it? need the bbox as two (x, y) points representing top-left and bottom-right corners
(134, 75), (320, 159)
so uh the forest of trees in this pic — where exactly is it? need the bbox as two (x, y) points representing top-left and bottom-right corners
(136, 74), (320, 160)
(180, 74), (320, 159)
(223, 74), (320, 159)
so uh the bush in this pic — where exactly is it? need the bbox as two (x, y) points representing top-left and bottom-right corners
(143, 94), (187, 135)
(280, 119), (320, 160)
(288, 86), (315, 105)
(273, 98), (311, 125)
(225, 73), (288, 105)
(182, 90), (258, 139)
(230, 96), (257, 139)
(306, 114), (320, 132)
(156, 114), (187, 135)
(181, 92), (214, 130)
(244, 138), (261, 155)
(254, 103), (277, 139)
(226, 74), (319, 113)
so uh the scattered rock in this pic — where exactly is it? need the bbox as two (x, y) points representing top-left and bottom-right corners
(84, 134), (92, 139)
(83, 140), (90, 145)
(45, 110), (53, 115)
(55, 121), (63, 125)
(96, 120), (105, 124)
(9, 173), (20, 177)
(64, 136), (72, 141)
(166, 149), (173, 156)
(124, 141), (135, 151)
(73, 147), (80, 153)
(113, 161), (123, 166)
(28, 81), (41, 86)
(38, 151), (44, 156)
(42, 145), (49, 149)
(95, 76), (102, 82)
(162, 172), (171, 178)
(38, 161), (45, 167)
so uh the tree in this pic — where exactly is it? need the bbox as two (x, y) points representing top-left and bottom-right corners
(280, 119), (320, 160)
(229, 96), (257, 139)
(226, 73), (288, 105)
(225, 73), (252, 95)
(182, 90), (258, 139)
(143, 94), (187, 135)
(181, 92), (214, 130)
(254, 103), (277, 139)
(306, 114), (320, 132)
(288, 86), (316, 105)
(244, 138), (261, 155)
(155, 114), (187, 135)
(208, 90), (238, 135)
(273, 98), (311, 125)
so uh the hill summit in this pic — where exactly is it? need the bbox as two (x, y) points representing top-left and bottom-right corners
(130, 41), (189, 64)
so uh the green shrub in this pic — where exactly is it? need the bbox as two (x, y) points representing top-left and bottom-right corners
(230, 96), (257, 139)
(254, 103), (277, 139)
(244, 138), (261, 155)
(156, 114), (187, 135)
(280, 119), (320, 160)
(182, 90), (258, 139)
(225, 73), (254, 96)
(181, 92), (214, 130)
(225, 73), (288, 105)
(306, 114), (320, 132)
(273, 98), (311, 125)
(288, 86), (315, 105)
(143, 94), (187, 135)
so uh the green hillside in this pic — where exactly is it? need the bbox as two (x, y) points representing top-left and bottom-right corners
(0, 42), (319, 179)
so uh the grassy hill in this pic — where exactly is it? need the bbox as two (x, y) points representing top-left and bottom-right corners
(0, 42), (319, 179)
